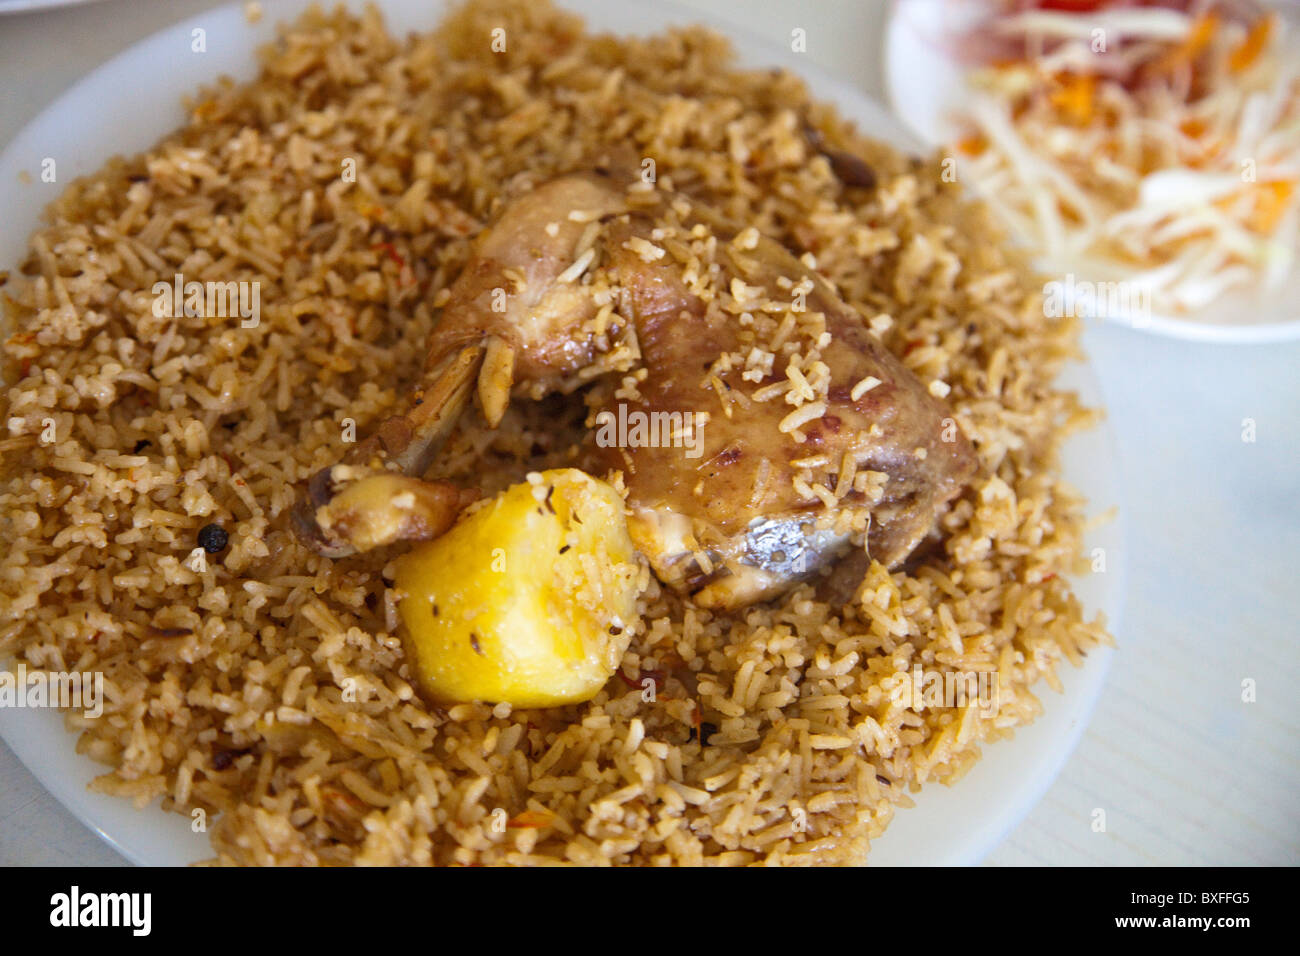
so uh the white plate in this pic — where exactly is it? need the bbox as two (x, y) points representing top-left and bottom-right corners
(0, 0), (1124, 866)
(884, 0), (1300, 344)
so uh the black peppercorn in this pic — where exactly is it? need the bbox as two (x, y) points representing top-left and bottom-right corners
(198, 523), (229, 554)
(689, 722), (719, 745)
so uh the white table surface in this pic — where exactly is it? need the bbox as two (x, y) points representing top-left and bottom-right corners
(1, 0), (1296, 867)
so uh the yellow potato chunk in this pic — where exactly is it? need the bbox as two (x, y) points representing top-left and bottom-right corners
(393, 469), (642, 708)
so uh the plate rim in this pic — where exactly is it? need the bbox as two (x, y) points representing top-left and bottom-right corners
(0, 0), (107, 15)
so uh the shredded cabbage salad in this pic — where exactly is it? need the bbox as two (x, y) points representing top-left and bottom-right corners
(950, 0), (1299, 316)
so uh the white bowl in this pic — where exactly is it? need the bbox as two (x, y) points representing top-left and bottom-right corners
(884, 0), (1300, 343)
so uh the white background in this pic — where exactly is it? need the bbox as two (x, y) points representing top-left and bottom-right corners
(0, 0), (1296, 866)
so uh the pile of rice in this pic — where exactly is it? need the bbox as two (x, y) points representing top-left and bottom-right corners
(0, 0), (1110, 865)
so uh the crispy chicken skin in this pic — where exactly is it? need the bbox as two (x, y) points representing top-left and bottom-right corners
(590, 208), (977, 608)
(295, 167), (977, 608)
(421, 173), (630, 399)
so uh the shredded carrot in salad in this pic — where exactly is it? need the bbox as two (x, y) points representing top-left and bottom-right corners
(1248, 180), (1295, 234)
(1048, 72), (1097, 123)
(1148, 10), (1218, 77)
(1229, 14), (1273, 71)
(951, 0), (1299, 317)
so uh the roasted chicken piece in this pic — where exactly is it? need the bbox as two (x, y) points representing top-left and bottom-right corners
(291, 172), (632, 557)
(294, 167), (977, 609)
(590, 210), (976, 608)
